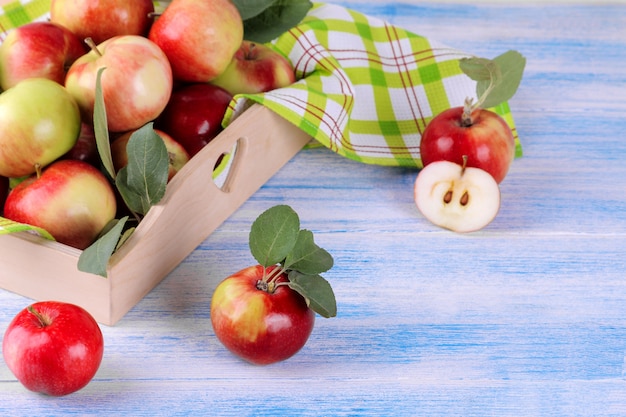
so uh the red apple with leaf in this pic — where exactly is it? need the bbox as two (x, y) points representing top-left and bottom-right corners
(3, 159), (117, 250)
(3, 301), (104, 396)
(0, 77), (81, 178)
(65, 35), (173, 133)
(50, 0), (155, 45)
(211, 205), (336, 365)
(0, 21), (86, 90)
(148, 0), (244, 82)
(210, 40), (296, 95)
(111, 128), (190, 181)
(155, 83), (233, 157)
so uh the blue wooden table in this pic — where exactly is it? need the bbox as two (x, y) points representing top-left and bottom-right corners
(2, 1), (626, 416)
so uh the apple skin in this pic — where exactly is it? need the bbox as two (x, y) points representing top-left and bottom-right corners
(414, 160), (501, 233)
(61, 122), (100, 167)
(148, 0), (243, 82)
(0, 78), (81, 178)
(211, 41), (296, 95)
(2, 301), (104, 396)
(420, 107), (515, 183)
(0, 21), (86, 90)
(50, 0), (155, 45)
(211, 265), (315, 365)
(155, 83), (233, 157)
(65, 35), (173, 133)
(0, 175), (8, 213)
(111, 128), (190, 181)
(3, 159), (117, 250)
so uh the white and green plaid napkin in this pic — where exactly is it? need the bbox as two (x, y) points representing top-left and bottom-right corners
(225, 2), (521, 167)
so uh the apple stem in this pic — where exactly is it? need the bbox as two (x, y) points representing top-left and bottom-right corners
(27, 306), (51, 328)
(34, 163), (42, 179)
(461, 97), (474, 127)
(84, 37), (102, 57)
(147, 12), (162, 19)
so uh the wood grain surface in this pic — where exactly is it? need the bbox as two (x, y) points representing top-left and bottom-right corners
(1, 1), (625, 416)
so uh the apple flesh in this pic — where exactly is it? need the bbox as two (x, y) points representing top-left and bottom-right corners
(211, 265), (315, 365)
(50, 0), (155, 45)
(420, 106), (515, 184)
(111, 128), (190, 181)
(148, 0), (243, 82)
(0, 78), (81, 178)
(3, 301), (104, 396)
(155, 83), (233, 157)
(65, 35), (173, 133)
(210, 41), (296, 95)
(3, 159), (117, 250)
(414, 160), (500, 233)
(0, 21), (86, 90)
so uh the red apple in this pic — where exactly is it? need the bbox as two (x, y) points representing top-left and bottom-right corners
(211, 265), (315, 365)
(211, 41), (296, 95)
(3, 159), (117, 250)
(61, 122), (99, 167)
(155, 83), (233, 157)
(0, 77), (81, 178)
(420, 106), (515, 183)
(111, 128), (190, 181)
(2, 301), (104, 396)
(50, 0), (155, 45)
(65, 35), (173, 133)
(0, 21), (86, 90)
(148, 0), (243, 82)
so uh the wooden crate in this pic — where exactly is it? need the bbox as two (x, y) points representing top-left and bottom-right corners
(0, 104), (311, 325)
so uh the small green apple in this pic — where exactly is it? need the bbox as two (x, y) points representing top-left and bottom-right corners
(0, 78), (81, 178)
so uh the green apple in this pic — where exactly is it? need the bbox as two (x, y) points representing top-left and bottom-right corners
(3, 159), (117, 250)
(0, 78), (81, 178)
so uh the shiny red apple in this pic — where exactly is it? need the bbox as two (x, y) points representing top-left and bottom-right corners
(50, 0), (155, 45)
(420, 106), (515, 183)
(211, 265), (315, 365)
(148, 0), (243, 82)
(3, 159), (117, 250)
(155, 83), (233, 157)
(2, 301), (104, 396)
(0, 21), (86, 90)
(210, 40), (296, 95)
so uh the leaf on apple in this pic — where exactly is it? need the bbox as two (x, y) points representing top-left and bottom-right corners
(284, 229), (333, 275)
(78, 216), (129, 277)
(459, 49), (526, 109)
(115, 123), (169, 216)
(287, 271), (337, 318)
(249, 204), (300, 266)
(93, 67), (116, 180)
(234, 0), (313, 43)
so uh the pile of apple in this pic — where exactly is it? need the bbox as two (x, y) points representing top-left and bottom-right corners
(0, 0), (296, 250)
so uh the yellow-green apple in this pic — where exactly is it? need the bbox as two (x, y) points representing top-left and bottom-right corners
(65, 35), (173, 133)
(414, 159), (501, 233)
(50, 0), (155, 45)
(0, 78), (81, 178)
(148, 0), (243, 82)
(210, 41), (296, 95)
(3, 159), (117, 250)
(3, 301), (104, 396)
(420, 106), (515, 184)
(155, 83), (233, 157)
(0, 21), (86, 90)
(111, 128), (190, 181)
(211, 265), (315, 365)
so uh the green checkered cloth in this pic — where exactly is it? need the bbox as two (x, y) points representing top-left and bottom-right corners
(225, 2), (521, 167)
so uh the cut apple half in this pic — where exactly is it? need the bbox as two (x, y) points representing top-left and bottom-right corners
(414, 160), (500, 233)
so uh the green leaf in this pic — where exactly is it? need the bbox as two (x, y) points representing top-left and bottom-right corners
(284, 229), (334, 274)
(459, 57), (498, 82)
(287, 271), (337, 318)
(93, 67), (116, 179)
(249, 204), (300, 266)
(232, 0), (274, 20)
(115, 123), (168, 215)
(241, 0), (313, 43)
(77, 216), (129, 277)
